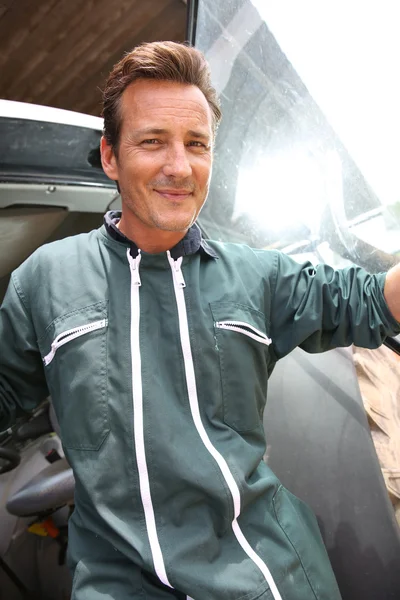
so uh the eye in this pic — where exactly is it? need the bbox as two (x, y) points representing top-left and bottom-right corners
(188, 141), (210, 149)
(141, 139), (160, 145)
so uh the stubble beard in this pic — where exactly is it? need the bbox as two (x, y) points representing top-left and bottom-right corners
(121, 183), (208, 233)
(122, 192), (199, 233)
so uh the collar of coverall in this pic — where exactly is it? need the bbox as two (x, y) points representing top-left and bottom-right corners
(103, 210), (218, 260)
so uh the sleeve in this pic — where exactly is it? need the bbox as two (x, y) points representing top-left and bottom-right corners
(267, 251), (400, 360)
(0, 273), (49, 431)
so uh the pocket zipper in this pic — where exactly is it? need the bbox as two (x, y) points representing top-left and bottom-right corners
(43, 319), (108, 366)
(215, 320), (272, 346)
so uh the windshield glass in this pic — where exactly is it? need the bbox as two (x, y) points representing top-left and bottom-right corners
(195, 0), (400, 273)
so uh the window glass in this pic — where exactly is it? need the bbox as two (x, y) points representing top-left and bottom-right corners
(0, 118), (112, 187)
(196, 0), (400, 273)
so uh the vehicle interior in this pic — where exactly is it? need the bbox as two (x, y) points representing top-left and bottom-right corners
(1, 1), (400, 598)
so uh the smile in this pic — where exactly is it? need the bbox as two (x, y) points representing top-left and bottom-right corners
(154, 189), (193, 200)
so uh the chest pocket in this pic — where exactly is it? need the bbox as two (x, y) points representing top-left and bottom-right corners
(211, 302), (271, 433)
(38, 301), (109, 451)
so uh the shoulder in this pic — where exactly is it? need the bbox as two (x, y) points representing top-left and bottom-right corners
(13, 228), (102, 293)
(19, 228), (100, 269)
(205, 239), (278, 264)
(38, 228), (100, 260)
(205, 239), (280, 278)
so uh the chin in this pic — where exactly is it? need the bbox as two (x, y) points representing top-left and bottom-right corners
(155, 214), (196, 233)
(161, 223), (194, 233)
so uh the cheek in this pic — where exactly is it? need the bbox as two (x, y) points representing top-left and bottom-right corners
(121, 154), (162, 183)
(193, 157), (212, 186)
(198, 165), (212, 190)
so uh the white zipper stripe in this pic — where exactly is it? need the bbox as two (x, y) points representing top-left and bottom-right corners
(232, 520), (282, 598)
(215, 321), (271, 346)
(127, 249), (172, 589)
(43, 319), (108, 366)
(167, 257), (240, 517)
(167, 253), (282, 600)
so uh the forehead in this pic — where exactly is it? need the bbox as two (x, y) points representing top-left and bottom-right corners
(119, 79), (213, 133)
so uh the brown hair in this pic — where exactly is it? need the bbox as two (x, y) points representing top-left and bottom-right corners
(102, 41), (221, 151)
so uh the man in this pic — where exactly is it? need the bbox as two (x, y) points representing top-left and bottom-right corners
(0, 41), (399, 600)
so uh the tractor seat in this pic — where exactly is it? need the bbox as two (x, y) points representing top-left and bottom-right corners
(6, 457), (74, 517)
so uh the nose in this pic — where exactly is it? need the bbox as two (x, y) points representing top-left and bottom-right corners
(162, 143), (192, 179)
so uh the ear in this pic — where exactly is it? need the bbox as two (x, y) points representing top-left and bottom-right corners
(100, 136), (119, 181)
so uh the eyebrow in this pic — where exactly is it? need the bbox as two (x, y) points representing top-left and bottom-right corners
(131, 128), (211, 141)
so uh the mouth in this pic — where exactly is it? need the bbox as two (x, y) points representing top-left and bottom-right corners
(154, 189), (193, 201)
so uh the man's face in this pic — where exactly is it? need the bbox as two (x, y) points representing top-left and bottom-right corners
(101, 79), (213, 233)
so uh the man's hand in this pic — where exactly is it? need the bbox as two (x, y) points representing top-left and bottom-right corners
(384, 263), (400, 323)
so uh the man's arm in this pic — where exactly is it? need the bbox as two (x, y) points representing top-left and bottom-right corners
(264, 251), (400, 361)
(384, 262), (400, 323)
(0, 273), (49, 431)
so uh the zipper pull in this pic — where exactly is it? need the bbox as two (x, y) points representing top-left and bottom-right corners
(167, 252), (186, 288)
(127, 249), (142, 286)
(174, 261), (186, 288)
(43, 349), (55, 366)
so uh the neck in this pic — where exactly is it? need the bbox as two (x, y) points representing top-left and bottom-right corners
(117, 214), (188, 254)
